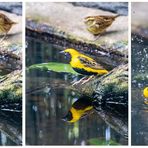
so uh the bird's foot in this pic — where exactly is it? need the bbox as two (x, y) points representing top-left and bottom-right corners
(0, 38), (4, 44)
(93, 35), (101, 41)
(92, 99), (103, 111)
(81, 75), (94, 85)
(72, 76), (86, 86)
(0, 34), (7, 44)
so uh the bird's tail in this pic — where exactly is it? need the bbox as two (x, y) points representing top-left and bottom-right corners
(114, 14), (120, 18)
(11, 21), (18, 25)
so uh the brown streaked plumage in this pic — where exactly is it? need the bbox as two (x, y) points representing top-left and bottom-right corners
(0, 13), (17, 41)
(84, 14), (120, 35)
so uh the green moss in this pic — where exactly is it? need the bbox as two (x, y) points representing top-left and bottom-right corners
(134, 73), (148, 82)
(88, 138), (120, 145)
(0, 70), (22, 104)
(0, 89), (21, 103)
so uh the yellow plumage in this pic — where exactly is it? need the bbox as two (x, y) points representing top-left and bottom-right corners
(62, 96), (93, 123)
(62, 48), (108, 75)
(143, 87), (148, 98)
(68, 106), (93, 123)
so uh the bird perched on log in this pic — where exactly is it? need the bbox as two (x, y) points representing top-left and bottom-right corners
(60, 48), (108, 85)
(0, 13), (17, 42)
(62, 96), (93, 123)
(84, 14), (120, 36)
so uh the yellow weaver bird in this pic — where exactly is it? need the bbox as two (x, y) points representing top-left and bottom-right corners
(60, 48), (108, 84)
(62, 96), (93, 123)
(143, 87), (148, 98)
(143, 87), (148, 105)
(0, 13), (17, 42)
(84, 14), (119, 35)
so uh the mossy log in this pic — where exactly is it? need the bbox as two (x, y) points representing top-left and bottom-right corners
(0, 70), (22, 106)
(73, 64), (128, 137)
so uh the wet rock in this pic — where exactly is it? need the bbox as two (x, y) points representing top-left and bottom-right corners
(0, 2), (22, 15)
(26, 2), (128, 61)
(0, 46), (22, 74)
(0, 10), (22, 74)
(71, 2), (128, 16)
(132, 3), (148, 38)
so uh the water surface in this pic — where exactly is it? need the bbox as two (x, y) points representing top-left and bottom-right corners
(0, 111), (22, 145)
(131, 34), (148, 145)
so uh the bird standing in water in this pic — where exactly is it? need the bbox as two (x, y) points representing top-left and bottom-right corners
(84, 14), (119, 36)
(143, 87), (148, 98)
(143, 87), (148, 104)
(0, 13), (17, 42)
(60, 48), (108, 85)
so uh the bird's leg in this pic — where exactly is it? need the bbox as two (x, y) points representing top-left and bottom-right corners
(0, 33), (7, 43)
(94, 29), (106, 41)
(94, 35), (101, 41)
(72, 76), (87, 86)
(81, 75), (95, 85)
(4, 33), (8, 40)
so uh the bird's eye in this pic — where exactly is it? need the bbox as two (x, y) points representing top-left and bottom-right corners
(64, 52), (71, 62)
(85, 19), (94, 25)
(67, 111), (73, 120)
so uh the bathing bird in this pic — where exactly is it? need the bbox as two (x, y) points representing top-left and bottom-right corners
(143, 87), (148, 98)
(143, 87), (148, 105)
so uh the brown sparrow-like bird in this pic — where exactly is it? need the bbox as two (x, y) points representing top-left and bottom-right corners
(0, 13), (17, 41)
(84, 14), (120, 35)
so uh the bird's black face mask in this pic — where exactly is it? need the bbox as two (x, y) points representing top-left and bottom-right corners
(64, 52), (72, 63)
(62, 111), (73, 122)
(60, 51), (72, 63)
(60, 51), (71, 63)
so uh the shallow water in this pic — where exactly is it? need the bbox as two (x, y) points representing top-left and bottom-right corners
(0, 131), (16, 145)
(131, 34), (148, 145)
(26, 37), (127, 145)
(0, 111), (22, 145)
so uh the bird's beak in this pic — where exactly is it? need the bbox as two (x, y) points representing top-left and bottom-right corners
(12, 21), (18, 25)
(61, 116), (67, 122)
(59, 50), (65, 54)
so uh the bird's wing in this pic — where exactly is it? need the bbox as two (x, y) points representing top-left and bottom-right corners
(95, 17), (106, 24)
(78, 56), (105, 70)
